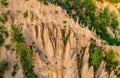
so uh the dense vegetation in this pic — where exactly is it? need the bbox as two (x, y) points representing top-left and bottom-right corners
(89, 39), (120, 76)
(89, 39), (103, 71)
(42, 0), (120, 46)
(104, 50), (119, 72)
(0, 60), (8, 78)
(11, 24), (38, 78)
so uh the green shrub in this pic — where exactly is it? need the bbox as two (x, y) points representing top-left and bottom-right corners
(16, 43), (33, 72)
(99, 33), (120, 46)
(89, 40), (103, 71)
(63, 20), (67, 24)
(0, 60), (8, 72)
(104, 50), (119, 72)
(0, 60), (8, 78)
(96, 9), (120, 46)
(0, 13), (8, 23)
(11, 64), (18, 77)
(61, 28), (70, 45)
(104, 50), (115, 62)
(51, 0), (57, 3)
(0, 11), (10, 23)
(89, 40), (120, 74)
(115, 69), (120, 78)
(5, 44), (10, 50)
(0, 36), (4, 45)
(106, 61), (119, 72)
(11, 24), (24, 43)
(89, 47), (103, 70)
(111, 18), (119, 29)
(23, 10), (28, 17)
(0, 25), (8, 45)
(0, 25), (8, 38)
(0, 0), (8, 6)
(42, 0), (48, 5)
(16, 43), (37, 78)
(11, 23), (37, 78)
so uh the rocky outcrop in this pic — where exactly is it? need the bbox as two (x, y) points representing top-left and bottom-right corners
(0, 0), (119, 78)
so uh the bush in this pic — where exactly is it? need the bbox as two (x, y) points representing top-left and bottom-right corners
(51, 0), (57, 3)
(89, 39), (103, 71)
(104, 50), (115, 62)
(42, 0), (48, 5)
(11, 64), (18, 77)
(89, 47), (103, 70)
(61, 28), (70, 45)
(0, 13), (8, 23)
(0, 60), (8, 72)
(0, 11), (10, 23)
(0, 25), (8, 45)
(89, 40), (120, 74)
(11, 24), (24, 43)
(0, 0), (8, 6)
(0, 60), (8, 78)
(16, 43), (37, 78)
(0, 25), (8, 38)
(5, 44), (10, 50)
(100, 33), (120, 46)
(111, 18), (119, 29)
(23, 10), (28, 17)
(106, 61), (119, 72)
(0, 36), (4, 45)
(16, 43), (33, 73)
(11, 23), (37, 78)
(104, 50), (119, 72)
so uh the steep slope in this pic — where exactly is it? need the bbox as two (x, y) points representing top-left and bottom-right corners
(0, 0), (120, 78)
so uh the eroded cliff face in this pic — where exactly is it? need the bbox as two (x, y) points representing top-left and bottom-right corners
(0, 0), (120, 78)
